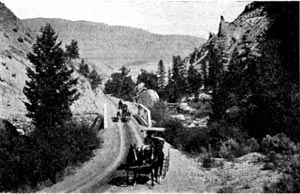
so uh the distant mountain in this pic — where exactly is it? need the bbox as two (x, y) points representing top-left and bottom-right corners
(0, 2), (108, 124)
(22, 18), (205, 77)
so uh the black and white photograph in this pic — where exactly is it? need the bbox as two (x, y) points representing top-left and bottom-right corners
(0, 0), (299, 192)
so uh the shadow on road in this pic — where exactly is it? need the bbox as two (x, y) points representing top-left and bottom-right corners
(109, 173), (150, 187)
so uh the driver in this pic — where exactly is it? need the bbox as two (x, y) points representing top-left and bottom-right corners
(118, 100), (123, 109)
(144, 131), (154, 147)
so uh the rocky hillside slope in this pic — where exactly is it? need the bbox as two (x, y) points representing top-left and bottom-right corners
(185, 2), (272, 73)
(0, 2), (106, 127)
(22, 18), (205, 78)
(0, 1), (33, 120)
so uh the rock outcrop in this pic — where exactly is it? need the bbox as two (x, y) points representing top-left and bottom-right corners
(186, 2), (271, 73)
(136, 89), (159, 109)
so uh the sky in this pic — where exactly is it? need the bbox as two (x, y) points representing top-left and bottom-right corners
(1, 0), (251, 38)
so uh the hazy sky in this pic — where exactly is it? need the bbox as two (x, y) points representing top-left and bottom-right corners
(2, 0), (250, 38)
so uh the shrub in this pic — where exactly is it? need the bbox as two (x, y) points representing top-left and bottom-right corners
(150, 101), (170, 126)
(264, 154), (300, 192)
(261, 133), (297, 155)
(17, 37), (23, 43)
(201, 148), (214, 168)
(89, 69), (103, 91)
(219, 138), (260, 160)
(217, 186), (234, 193)
(0, 121), (100, 192)
(163, 119), (210, 153)
(78, 59), (90, 77)
(262, 134), (300, 192)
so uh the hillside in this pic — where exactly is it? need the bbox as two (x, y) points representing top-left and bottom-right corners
(22, 18), (205, 78)
(185, 2), (271, 72)
(0, 1), (33, 120)
(0, 2), (107, 126)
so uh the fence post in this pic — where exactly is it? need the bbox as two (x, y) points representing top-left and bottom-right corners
(103, 104), (108, 129)
(147, 108), (151, 128)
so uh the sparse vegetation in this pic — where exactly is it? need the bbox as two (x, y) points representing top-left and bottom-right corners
(78, 59), (103, 91)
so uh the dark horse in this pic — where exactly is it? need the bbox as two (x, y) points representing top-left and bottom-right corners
(125, 144), (163, 186)
(152, 138), (165, 183)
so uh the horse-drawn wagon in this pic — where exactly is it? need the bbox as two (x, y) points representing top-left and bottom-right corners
(122, 127), (170, 186)
(115, 103), (131, 122)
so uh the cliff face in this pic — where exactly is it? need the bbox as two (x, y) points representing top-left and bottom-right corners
(0, 2), (106, 127)
(186, 2), (271, 73)
(0, 2), (33, 120)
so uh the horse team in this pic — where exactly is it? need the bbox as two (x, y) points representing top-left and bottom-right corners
(116, 100), (169, 187)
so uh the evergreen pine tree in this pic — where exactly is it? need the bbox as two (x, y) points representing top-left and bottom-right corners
(136, 69), (158, 91)
(104, 66), (135, 101)
(187, 64), (202, 98)
(157, 59), (166, 89)
(79, 59), (90, 77)
(65, 40), (79, 61)
(89, 69), (102, 91)
(170, 55), (187, 102)
(24, 24), (78, 130)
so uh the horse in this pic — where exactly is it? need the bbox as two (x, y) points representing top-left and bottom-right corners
(125, 144), (156, 186)
(152, 138), (165, 183)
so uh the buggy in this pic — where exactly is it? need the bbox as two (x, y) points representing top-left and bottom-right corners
(121, 128), (170, 186)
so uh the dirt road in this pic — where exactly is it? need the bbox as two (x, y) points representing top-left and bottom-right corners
(41, 95), (138, 193)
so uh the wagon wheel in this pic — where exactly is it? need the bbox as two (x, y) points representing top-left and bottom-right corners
(161, 148), (170, 179)
(165, 148), (170, 172)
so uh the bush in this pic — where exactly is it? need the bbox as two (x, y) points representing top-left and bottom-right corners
(163, 119), (210, 153)
(201, 148), (215, 168)
(219, 138), (260, 160)
(262, 134), (300, 192)
(150, 101), (170, 126)
(261, 133), (297, 155)
(0, 121), (100, 192)
(17, 37), (23, 43)
(78, 59), (90, 77)
(264, 155), (300, 192)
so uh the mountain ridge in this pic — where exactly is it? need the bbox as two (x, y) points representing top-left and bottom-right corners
(22, 17), (205, 78)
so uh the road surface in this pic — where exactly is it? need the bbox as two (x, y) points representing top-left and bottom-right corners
(41, 95), (140, 193)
